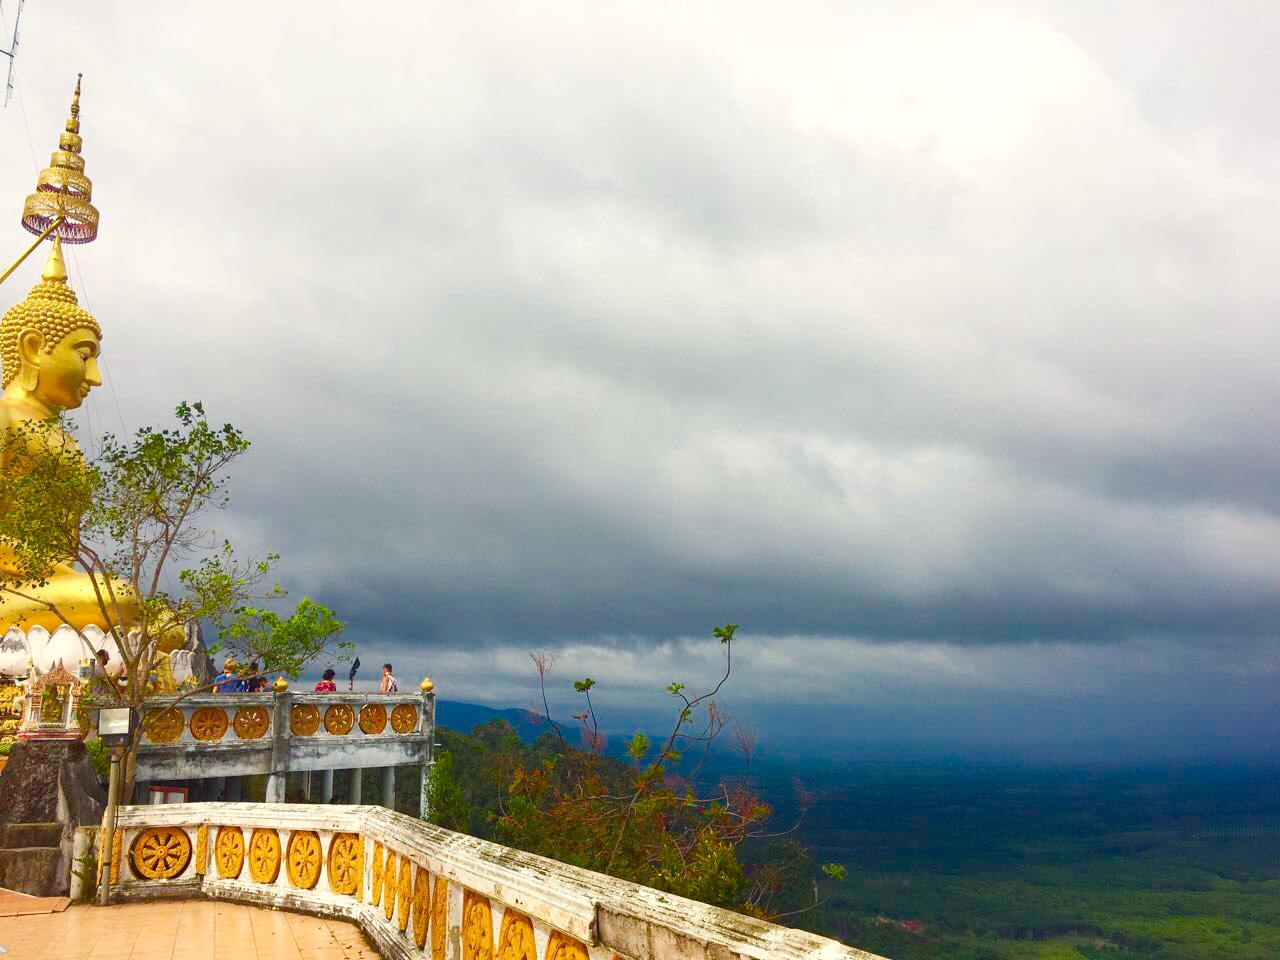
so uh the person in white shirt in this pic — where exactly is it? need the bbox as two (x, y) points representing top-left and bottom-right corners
(380, 662), (398, 693)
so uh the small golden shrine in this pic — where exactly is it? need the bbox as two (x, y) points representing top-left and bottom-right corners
(15, 658), (87, 740)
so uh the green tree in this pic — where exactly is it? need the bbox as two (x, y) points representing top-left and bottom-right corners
(424, 750), (470, 831)
(0, 401), (348, 793)
(494, 624), (843, 917)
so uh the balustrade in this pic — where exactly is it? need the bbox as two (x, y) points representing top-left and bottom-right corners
(102, 801), (886, 960)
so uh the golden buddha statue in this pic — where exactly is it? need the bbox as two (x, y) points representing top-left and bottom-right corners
(0, 236), (134, 634)
(0, 77), (122, 638)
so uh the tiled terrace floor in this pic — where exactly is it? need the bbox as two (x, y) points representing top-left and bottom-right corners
(0, 899), (382, 960)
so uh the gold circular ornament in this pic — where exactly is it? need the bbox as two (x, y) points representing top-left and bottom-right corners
(323, 703), (354, 735)
(545, 931), (590, 960)
(383, 851), (398, 920)
(390, 703), (419, 734)
(247, 828), (281, 884)
(431, 877), (448, 960)
(189, 706), (229, 741)
(359, 703), (387, 735)
(370, 841), (383, 906)
(286, 830), (322, 889)
(215, 826), (244, 879)
(326, 832), (361, 896)
(497, 909), (537, 960)
(290, 704), (320, 736)
(131, 826), (191, 880)
(143, 707), (183, 744)
(233, 706), (270, 739)
(397, 856), (413, 931)
(462, 890), (493, 960)
(411, 866), (430, 947)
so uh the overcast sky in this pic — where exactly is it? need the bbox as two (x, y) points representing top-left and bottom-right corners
(2, 1), (1277, 760)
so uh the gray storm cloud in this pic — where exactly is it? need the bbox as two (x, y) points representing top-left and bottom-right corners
(1, 0), (1276, 752)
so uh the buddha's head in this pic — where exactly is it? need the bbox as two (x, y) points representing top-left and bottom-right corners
(0, 238), (101, 412)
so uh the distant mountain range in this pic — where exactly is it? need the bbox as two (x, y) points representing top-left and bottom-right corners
(436, 699), (553, 741)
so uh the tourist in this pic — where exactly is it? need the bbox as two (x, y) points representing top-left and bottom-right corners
(211, 658), (247, 694)
(314, 668), (338, 693)
(380, 662), (398, 693)
(245, 660), (269, 693)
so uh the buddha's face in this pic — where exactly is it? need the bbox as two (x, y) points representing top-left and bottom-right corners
(23, 326), (101, 411)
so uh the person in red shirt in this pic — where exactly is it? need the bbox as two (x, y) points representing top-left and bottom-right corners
(314, 668), (338, 693)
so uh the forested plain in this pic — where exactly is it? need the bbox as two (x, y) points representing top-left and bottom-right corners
(405, 709), (1280, 960)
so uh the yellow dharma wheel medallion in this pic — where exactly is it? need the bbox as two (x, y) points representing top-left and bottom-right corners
(143, 707), (183, 744)
(290, 704), (320, 736)
(286, 830), (322, 889)
(390, 703), (418, 734)
(326, 833), (361, 896)
(462, 891), (494, 959)
(498, 909), (537, 960)
(131, 826), (191, 880)
(383, 851), (398, 920)
(411, 866), (430, 947)
(370, 841), (383, 905)
(189, 706), (228, 741)
(396, 856), (413, 931)
(359, 703), (387, 735)
(545, 931), (590, 960)
(431, 877), (448, 959)
(324, 703), (354, 735)
(233, 706), (270, 739)
(247, 828), (281, 884)
(215, 826), (244, 879)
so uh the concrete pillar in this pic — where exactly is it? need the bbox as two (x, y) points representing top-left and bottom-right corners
(321, 769), (334, 804)
(348, 767), (362, 804)
(266, 687), (291, 805)
(381, 766), (395, 810)
(265, 771), (286, 803)
(302, 770), (312, 800)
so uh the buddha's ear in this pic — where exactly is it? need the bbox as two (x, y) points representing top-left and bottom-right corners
(16, 329), (44, 392)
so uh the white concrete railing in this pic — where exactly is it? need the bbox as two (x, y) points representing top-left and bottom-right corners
(103, 801), (889, 960)
(133, 692), (434, 807)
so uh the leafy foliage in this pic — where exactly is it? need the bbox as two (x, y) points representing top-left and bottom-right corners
(483, 625), (841, 917)
(0, 402), (347, 792)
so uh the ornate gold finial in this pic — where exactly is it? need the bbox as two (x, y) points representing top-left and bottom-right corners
(21, 73), (99, 244)
(419, 677), (434, 693)
(273, 676), (289, 692)
(41, 236), (67, 284)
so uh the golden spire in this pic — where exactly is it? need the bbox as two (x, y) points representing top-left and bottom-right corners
(21, 73), (99, 244)
(41, 236), (68, 284)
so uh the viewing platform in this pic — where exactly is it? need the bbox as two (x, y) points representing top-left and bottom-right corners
(132, 690), (435, 814)
(69, 800), (888, 960)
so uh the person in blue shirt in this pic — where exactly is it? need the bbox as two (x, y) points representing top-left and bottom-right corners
(211, 658), (248, 693)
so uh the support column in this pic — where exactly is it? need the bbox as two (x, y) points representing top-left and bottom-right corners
(266, 685), (291, 804)
(302, 770), (312, 801)
(321, 769), (334, 804)
(265, 771), (286, 803)
(348, 768), (362, 804)
(381, 766), (395, 810)
(419, 685), (435, 821)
